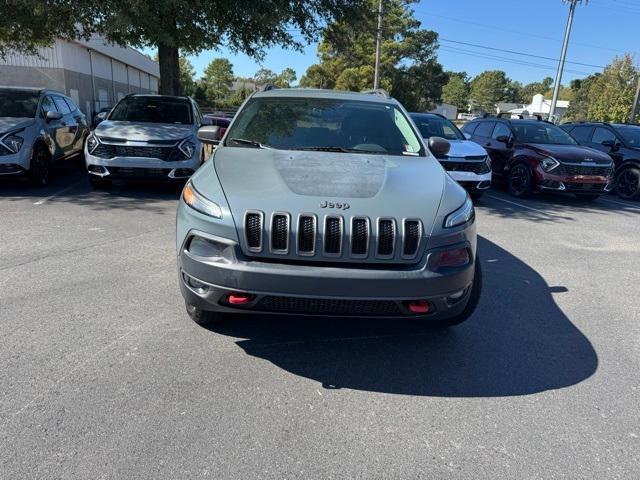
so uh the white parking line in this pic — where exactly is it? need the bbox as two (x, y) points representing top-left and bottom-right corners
(33, 180), (83, 205)
(598, 197), (640, 209)
(485, 195), (557, 216)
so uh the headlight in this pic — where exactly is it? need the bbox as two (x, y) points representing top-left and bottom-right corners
(444, 195), (474, 228)
(179, 138), (196, 159)
(2, 134), (23, 153)
(540, 156), (560, 172)
(86, 134), (100, 154)
(183, 181), (222, 218)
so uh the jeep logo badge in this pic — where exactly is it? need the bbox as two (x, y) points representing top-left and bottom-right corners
(320, 201), (350, 210)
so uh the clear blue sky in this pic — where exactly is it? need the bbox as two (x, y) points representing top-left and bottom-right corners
(145, 0), (638, 85)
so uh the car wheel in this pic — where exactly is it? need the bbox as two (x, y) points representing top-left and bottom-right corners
(28, 143), (52, 187)
(185, 302), (225, 326)
(616, 167), (640, 200)
(508, 164), (532, 198)
(430, 259), (482, 328)
(88, 176), (111, 189)
(575, 193), (600, 201)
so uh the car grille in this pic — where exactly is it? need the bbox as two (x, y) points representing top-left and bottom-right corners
(92, 144), (180, 161)
(254, 295), (402, 316)
(440, 158), (490, 174)
(559, 164), (611, 176)
(565, 182), (607, 191)
(242, 211), (423, 262)
(107, 166), (172, 179)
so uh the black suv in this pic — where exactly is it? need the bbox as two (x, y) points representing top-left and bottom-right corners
(560, 122), (640, 200)
(462, 116), (613, 200)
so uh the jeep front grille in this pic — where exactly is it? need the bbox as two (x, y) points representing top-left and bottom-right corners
(242, 211), (422, 262)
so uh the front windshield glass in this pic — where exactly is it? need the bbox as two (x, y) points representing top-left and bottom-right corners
(411, 115), (464, 140)
(109, 96), (192, 124)
(512, 123), (577, 145)
(614, 125), (640, 147)
(0, 91), (39, 118)
(225, 97), (424, 156)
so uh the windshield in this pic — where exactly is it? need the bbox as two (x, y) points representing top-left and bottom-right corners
(109, 96), (192, 124)
(225, 97), (424, 156)
(513, 123), (577, 145)
(0, 91), (39, 118)
(411, 115), (464, 140)
(614, 125), (640, 147)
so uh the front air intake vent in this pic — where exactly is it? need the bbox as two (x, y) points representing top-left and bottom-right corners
(403, 220), (421, 257)
(245, 211), (263, 252)
(271, 213), (290, 253)
(351, 217), (369, 256)
(324, 216), (343, 255)
(377, 219), (396, 257)
(298, 215), (316, 255)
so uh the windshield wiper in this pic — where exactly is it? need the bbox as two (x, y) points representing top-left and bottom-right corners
(294, 146), (387, 154)
(227, 138), (270, 149)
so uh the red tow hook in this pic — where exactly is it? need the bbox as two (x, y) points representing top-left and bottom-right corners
(406, 300), (430, 314)
(227, 293), (252, 305)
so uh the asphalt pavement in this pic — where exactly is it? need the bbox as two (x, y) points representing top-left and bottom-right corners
(1, 164), (639, 479)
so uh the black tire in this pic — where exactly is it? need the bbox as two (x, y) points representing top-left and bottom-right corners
(28, 143), (52, 187)
(470, 192), (484, 201)
(431, 259), (483, 328)
(575, 193), (600, 201)
(88, 176), (111, 189)
(508, 163), (532, 198)
(185, 302), (225, 326)
(616, 167), (640, 200)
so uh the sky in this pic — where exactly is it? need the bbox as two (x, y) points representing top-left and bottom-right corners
(144, 0), (639, 86)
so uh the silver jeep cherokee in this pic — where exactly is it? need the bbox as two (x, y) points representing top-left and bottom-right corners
(176, 88), (481, 327)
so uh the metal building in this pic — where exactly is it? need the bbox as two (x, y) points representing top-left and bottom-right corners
(0, 34), (159, 118)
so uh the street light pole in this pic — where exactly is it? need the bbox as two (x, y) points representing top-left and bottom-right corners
(373, 0), (383, 89)
(549, 0), (583, 122)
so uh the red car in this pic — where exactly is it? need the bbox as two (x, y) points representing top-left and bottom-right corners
(462, 117), (614, 200)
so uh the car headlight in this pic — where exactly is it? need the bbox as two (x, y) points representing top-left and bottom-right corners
(183, 180), (222, 218)
(444, 195), (474, 228)
(86, 134), (100, 154)
(2, 134), (24, 153)
(540, 156), (560, 172)
(179, 138), (196, 159)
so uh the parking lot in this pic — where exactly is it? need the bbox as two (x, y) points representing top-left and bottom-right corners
(1, 165), (639, 479)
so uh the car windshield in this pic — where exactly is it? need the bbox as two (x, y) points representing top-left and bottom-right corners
(513, 123), (577, 145)
(614, 125), (640, 147)
(0, 91), (39, 118)
(224, 97), (424, 156)
(411, 115), (464, 140)
(109, 96), (192, 124)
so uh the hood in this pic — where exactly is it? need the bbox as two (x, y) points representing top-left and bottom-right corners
(525, 143), (612, 164)
(213, 146), (447, 237)
(0, 117), (35, 135)
(94, 120), (194, 142)
(444, 139), (488, 158)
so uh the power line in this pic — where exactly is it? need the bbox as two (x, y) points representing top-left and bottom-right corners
(439, 38), (605, 69)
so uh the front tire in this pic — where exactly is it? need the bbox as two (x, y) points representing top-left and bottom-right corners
(28, 143), (52, 187)
(616, 167), (640, 200)
(185, 302), (225, 326)
(508, 164), (532, 198)
(432, 259), (482, 328)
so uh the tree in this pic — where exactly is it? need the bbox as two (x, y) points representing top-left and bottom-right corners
(587, 54), (638, 122)
(202, 58), (235, 104)
(274, 68), (297, 88)
(441, 72), (470, 111)
(504, 80), (523, 103)
(1, 0), (365, 95)
(254, 67), (297, 88)
(253, 68), (278, 86)
(299, 0), (445, 110)
(470, 70), (509, 112)
(179, 57), (196, 97)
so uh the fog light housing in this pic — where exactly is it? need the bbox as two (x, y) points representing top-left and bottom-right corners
(447, 288), (468, 305)
(187, 236), (225, 257)
(429, 247), (471, 270)
(541, 179), (565, 190)
(183, 273), (209, 293)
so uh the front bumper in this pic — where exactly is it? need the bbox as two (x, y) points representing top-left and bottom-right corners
(447, 170), (492, 192)
(0, 148), (31, 175)
(178, 229), (476, 320)
(85, 152), (200, 181)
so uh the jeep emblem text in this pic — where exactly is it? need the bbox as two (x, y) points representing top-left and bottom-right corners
(320, 201), (350, 210)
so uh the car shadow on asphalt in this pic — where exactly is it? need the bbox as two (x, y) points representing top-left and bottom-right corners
(0, 163), (182, 212)
(203, 236), (598, 397)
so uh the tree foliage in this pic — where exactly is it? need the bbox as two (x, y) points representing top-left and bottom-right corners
(299, 0), (445, 111)
(202, 58), (235, 102)
(179, 57), (196, 97)
(441, 72), (470, 111)
(470, 70), (509, 112)
(587, 54), (638, 122)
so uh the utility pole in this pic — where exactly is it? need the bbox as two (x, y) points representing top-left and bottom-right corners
(373, 0), (383, 89)
(549, 0), (585, 122)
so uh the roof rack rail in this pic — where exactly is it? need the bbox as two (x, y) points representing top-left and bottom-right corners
(481, 113), (495, 118)
(362, 88), (390, 99)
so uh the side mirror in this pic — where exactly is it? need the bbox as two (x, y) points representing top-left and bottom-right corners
(428, 136), (451, 158)
(46, 111), (63, 122)
(601, 139), (619, 151)
(200, 116), (213, 126)
(95, 112), (107, 123)
(197, 125), (221, 145)
(496, 135), (511, 144)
